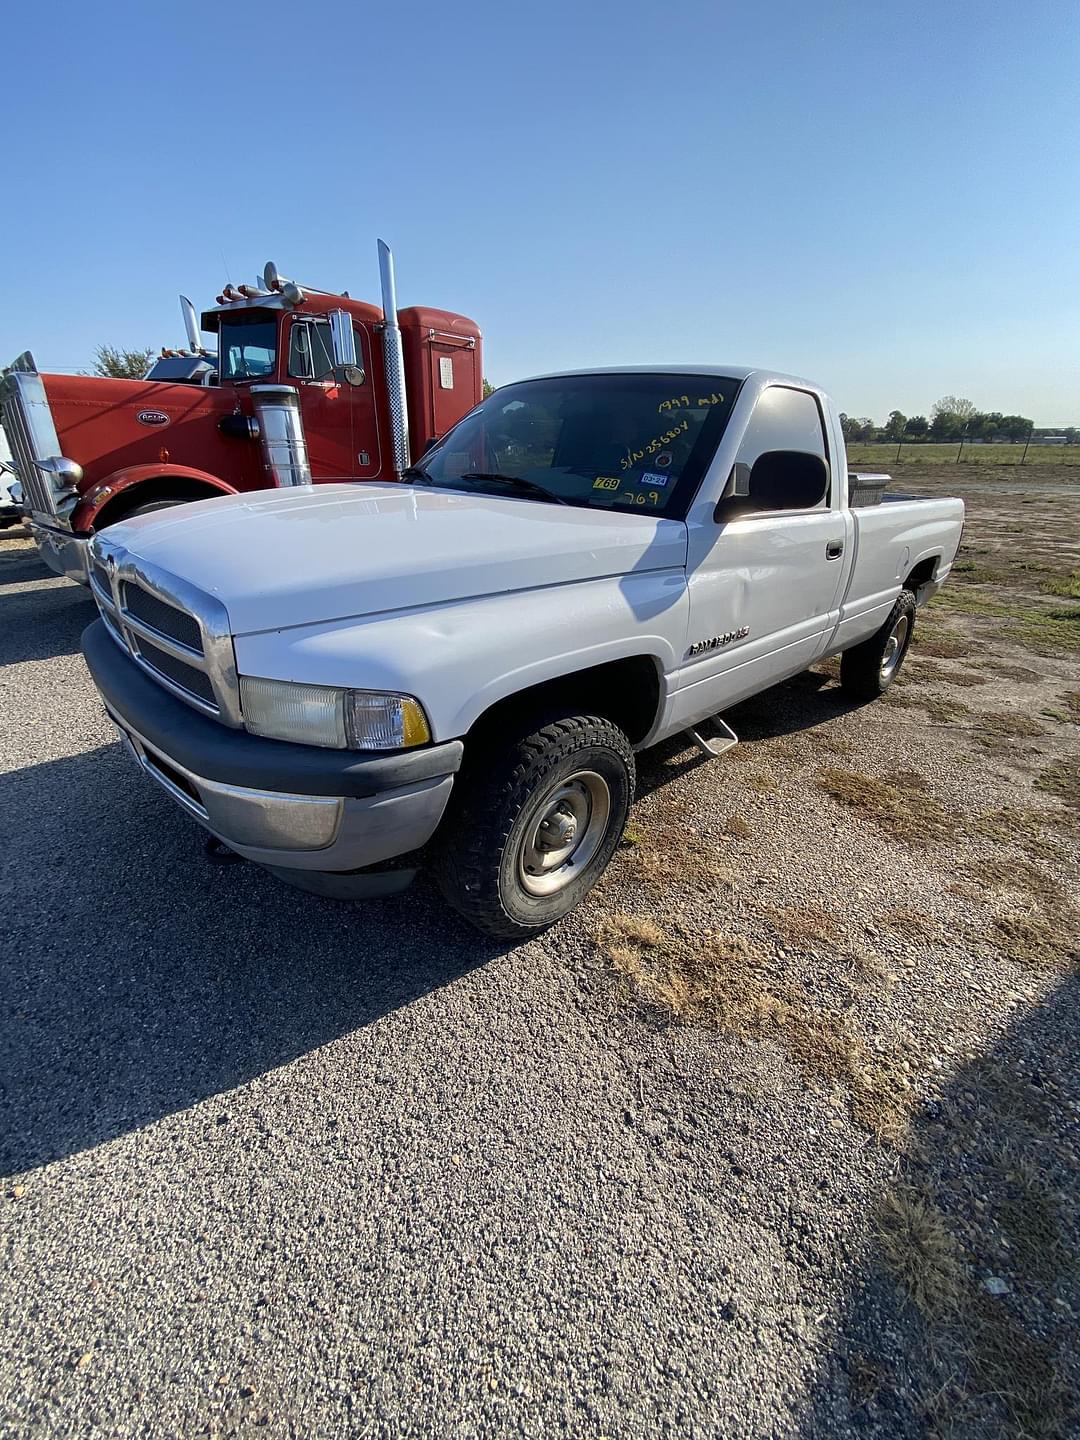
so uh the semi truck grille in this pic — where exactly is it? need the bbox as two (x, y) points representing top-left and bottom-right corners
(89, 536), (242, 727)
(0, 361), (63, 517)
(121, 585), (203, 653)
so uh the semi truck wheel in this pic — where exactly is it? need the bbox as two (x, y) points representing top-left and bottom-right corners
(122, 497), (191, 519)
(839, 591), (917, 701)
(434, 713), (635, 938)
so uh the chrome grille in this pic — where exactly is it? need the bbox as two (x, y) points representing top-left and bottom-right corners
(90, 536), (242, 726)
(0, 360), (61, 517)
(136, 640), (217, 706)
(121, 585), (203, 653)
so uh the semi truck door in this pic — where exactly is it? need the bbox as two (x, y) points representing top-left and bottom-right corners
(681, 386), (848, 711)
(287, 318), (381, 482)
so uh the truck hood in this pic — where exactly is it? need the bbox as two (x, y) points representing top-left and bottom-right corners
(108, 483), (689, 634)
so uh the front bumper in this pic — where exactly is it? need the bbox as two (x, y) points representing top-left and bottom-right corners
(82, 619), (463, 874)
(27, 518), (89, 583)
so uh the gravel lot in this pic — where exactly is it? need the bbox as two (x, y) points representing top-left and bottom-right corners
(1, 468), (1077, 1439)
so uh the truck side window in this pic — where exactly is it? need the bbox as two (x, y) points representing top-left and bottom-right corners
(288, 321), (336, 381)
(736, 387), (830, 511)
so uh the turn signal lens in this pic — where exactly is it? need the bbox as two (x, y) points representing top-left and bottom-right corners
(239, 676), (431, 751)
(345, 692), (430, 749)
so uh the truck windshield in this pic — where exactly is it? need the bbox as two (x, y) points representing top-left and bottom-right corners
(411, 372), (741, 517)
(219, 315), (278, 381)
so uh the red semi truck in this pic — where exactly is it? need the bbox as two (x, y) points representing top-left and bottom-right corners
(0, 241), (482, 582)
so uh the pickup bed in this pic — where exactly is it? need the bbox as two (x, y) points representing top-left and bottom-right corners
(81, 366), (964, 935)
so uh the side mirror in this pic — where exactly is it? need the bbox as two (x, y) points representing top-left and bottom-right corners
(715, 450), (827, 519)
(328, 309), (357, 368)
(726, 462), (751, 498)
(340, 365), (366, 387)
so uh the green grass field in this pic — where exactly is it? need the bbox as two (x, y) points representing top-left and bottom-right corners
(846, 442), (1079, 467)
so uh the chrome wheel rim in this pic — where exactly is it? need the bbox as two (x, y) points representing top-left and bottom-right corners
(880, 614), (910, 682)
(518, 770), (612, 897)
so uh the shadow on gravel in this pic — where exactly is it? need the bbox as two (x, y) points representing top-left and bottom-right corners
(799, 977), (1079, 1439)
(0, 566), (94, 661)
(0, 740), (508, 1175)
(636, 667), (866, 800)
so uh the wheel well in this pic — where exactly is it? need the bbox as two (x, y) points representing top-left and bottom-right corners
(465, 656), (662, 750)
(904, 555), (939, 599)
(93, 477), (226, 530)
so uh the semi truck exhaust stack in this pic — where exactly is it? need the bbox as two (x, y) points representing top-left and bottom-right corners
(378, 240), (411, 476)
(180, 296), (202, 353)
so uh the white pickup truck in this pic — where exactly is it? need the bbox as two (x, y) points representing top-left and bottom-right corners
(81, 367), (964, 936)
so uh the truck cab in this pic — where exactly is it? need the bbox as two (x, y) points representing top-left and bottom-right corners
(0, 242), (481, 582)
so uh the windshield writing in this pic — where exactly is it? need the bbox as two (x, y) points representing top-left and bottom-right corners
(415, 373), (740, 516)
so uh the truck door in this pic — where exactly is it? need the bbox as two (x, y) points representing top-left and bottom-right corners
(680, 385), (850, 712)
(286, 317), (381, 482)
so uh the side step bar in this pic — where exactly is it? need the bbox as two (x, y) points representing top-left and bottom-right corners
(687, 716), (739, 758)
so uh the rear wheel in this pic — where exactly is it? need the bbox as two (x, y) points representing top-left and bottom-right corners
(840, 591), (916, 700)
(434, 714), (635, 938)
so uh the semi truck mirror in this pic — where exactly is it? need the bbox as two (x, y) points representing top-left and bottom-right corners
(341, 365), (366, 387)
(328, 310), (358, 368)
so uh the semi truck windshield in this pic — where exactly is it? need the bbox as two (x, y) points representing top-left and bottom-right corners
(412, 372), (740, 517)
(219, 316), (278, 381)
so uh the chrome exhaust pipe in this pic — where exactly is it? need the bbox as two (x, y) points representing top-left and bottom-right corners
(377, 239), (410, 476)
(180, 295), (201, 352)
(250, 385), (311, 488)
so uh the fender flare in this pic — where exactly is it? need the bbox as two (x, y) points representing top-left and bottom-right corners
(74, 463), (239, 531)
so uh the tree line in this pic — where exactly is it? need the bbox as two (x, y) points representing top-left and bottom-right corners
(840, 396), (1076, 446)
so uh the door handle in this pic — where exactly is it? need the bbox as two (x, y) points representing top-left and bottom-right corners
(825, 540), (844, 560)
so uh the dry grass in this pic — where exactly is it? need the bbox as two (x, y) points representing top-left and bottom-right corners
(913, 625), (969, 661)
(984, 662), (1043, 683)
(988, 909), (1077, 971)
(744, 772), (779, 794)
(596, 915), (912, 1145)
(766, 903), (843, 953)
(1060, 690), (1080, 722)
(817, 767), (955, 846)
(1034, 757), (1079, 808)
(614, 807), (736, 893)
(875, 1187), (964, 1316)
(1040, 569), (1080, 599)
(967, 806), (1065, 860)
(921, 694), (973, 723)
(961, 855), (1062, 906)
(876, 906), (944, 944)
(724, 814), (752, 839)
(974, 710), (1046, 739)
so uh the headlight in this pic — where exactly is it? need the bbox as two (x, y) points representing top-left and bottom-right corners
(239, 677), (431, 750)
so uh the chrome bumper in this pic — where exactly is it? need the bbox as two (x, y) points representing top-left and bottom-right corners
(107, 705), (454, 873)
(27, 519), (89, 584)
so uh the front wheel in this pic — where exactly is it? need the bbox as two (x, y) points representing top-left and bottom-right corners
(840, 590), (917, 701)
(433, 714), (635, 938)
(120, 497), (192, 520)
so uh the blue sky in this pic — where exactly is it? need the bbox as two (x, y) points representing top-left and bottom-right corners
(4, 0), (1078, 423)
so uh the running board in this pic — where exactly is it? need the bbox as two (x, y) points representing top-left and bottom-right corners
(687, 716), (739, 758)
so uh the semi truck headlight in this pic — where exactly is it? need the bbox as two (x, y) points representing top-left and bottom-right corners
(239, 677), (431, 750)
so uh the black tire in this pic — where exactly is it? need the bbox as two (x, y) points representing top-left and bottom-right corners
(840, 590), (917, 701)
(433, 713), (635, 938)
(121, 497), (191, 520)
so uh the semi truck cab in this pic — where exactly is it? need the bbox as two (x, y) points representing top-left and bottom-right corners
(0, 242), (481, 582)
